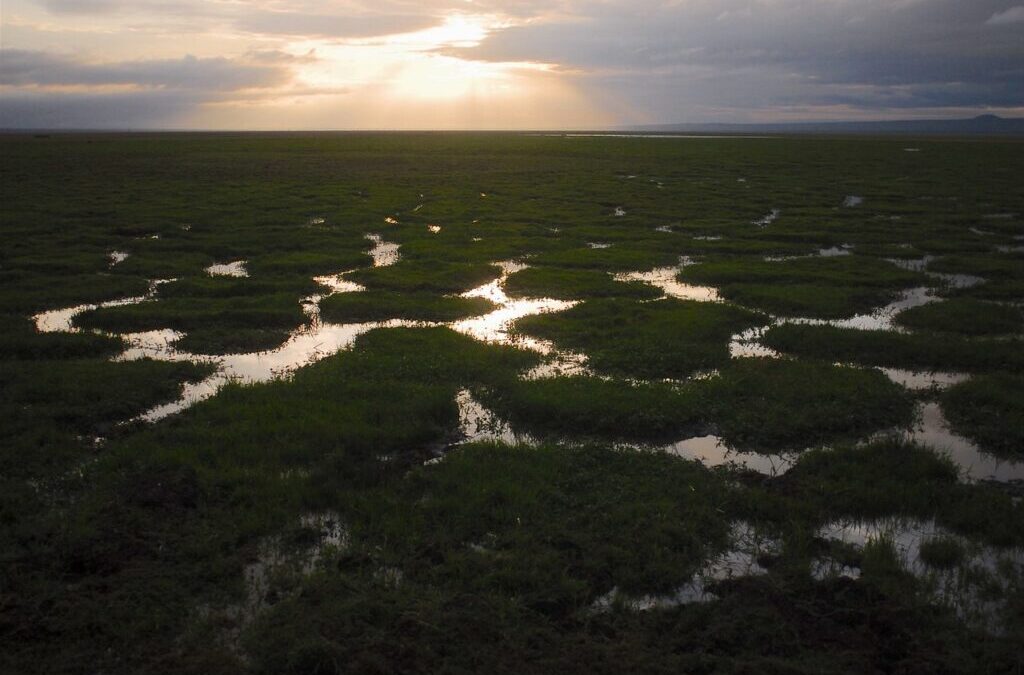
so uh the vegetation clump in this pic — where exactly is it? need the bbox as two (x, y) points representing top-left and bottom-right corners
(894, 298), (1024, 336)
(942, 375), (1024, 459)
(515, 298), (766, 379)
(679, 255), (927, 318)
(319, 290), (496, 323)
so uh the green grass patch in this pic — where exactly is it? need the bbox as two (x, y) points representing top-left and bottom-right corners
(942, 375), (1024, 459)
(515, 298), (766, 379)
(894, 299), (1024, 336)
(319, 291), (496, 323)
(679, 256), (927, 318)
(762, 323), (1024, 373)
(505, 267), (659, 300)
(345, 260), (501, 294)
(474, 377), (703, 441)
(0, 314), (124, 360)
(75, 294), (307, 333)
(704, 359), (914, 450)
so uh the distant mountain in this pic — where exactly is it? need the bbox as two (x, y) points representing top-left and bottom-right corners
(628, 115), (1024, 136)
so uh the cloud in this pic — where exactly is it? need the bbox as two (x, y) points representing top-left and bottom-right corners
(444, 0), (1024, 120)
(986, 6), (1024, 24)
(235, 12), (438, 39)
(0, 89), (203, 129)
(0, 50), (293, 91)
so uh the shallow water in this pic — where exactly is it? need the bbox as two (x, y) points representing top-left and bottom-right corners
(613, 207), (627, 217)
(664, 435), (796, 476)
(842, 195), (864, 207)
(753, 209), (780, 227)
(207, 260), (248, 277)
(365, 233), (400, 267)
(615, 264), (721, 302)
(109, 250), (129, 267)
(816, 516), (1024, 630)
(907, 402), (1024, 483)
(452, 261), (576, 346)
(880, 368), (969, 390)
(455, 389), (529, 446)
(728, 326), (780, 359)
(33, 279), (170, 333)
(592, 521), (782, 610)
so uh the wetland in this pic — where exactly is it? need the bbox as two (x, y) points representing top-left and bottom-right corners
(2, 132), (1023, 674)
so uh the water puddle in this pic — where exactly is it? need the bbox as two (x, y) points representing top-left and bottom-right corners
(428, 225), (442, 234)
(614, 207), (627, 217)
(692, 235), (723, 241)
(33, 279), (171, 333)
(842, 195), (864, 207)
(615, 264), (721, 302)
(203, 511), (348, 654)
(880, 368), (969, 391)
(384, 216), (398, 225)
(587, 242), (612, 249)
(592, 522), (782, 610)
(753, 209), (780, 228)
(906, 402), (1024, 483)
(365, 233), (400, 267)
(452, 261), (576, 346)
(207, 261), (248, 278)
(109, 251), (129, 267)
(728, 326), (780, 359)
(664, 435), (796, 476)
(454, 389), (529, 446)
(815, 517), (1024, 631)
(134, 319), (424, 422)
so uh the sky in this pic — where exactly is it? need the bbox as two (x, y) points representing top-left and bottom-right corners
(1, 0), (1022, 129)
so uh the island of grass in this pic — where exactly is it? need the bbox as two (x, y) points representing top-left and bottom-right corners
(75, 294), (308, 354)
(703, 358), (915, 451)
(319, 291), (496, 323)
(761, 323), (1024, 373)
(514, 297), (767, 379)
(504, 267), (660, 300)
(894, 298), (1024, 336)
(942, 375), (1024, 460)
(474, 376), (704, 442)
(678, 255), (927, 318)
(345, 260), (501, 294)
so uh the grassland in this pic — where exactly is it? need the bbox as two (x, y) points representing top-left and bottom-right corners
(2, 132), (1023, 674)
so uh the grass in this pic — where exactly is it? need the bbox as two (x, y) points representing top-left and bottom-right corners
(919, 537), (967, 569)
(703, 359), (915, 451)
(514, 298), (766, 379)
(0, 314), (125, 360)
(75, 294), (308, 334)
(762, 323), (1024, 373)
(894, 299), (1024, 336)
(942, 375), (1024, 459)
(173, 327), (295, 354)
(3, 133), (1024, 673)
(345, 260), (501, 294)
(319, 290), (496, 323)
(678, 255), (927, 318)
(474, 377), (704, 441)
(504, 267), (660, 300)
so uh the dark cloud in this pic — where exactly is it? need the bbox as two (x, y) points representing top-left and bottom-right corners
(449, 0), (1024, 118)
(0, 50), (292, 91)
(0, 89), (203, 129)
